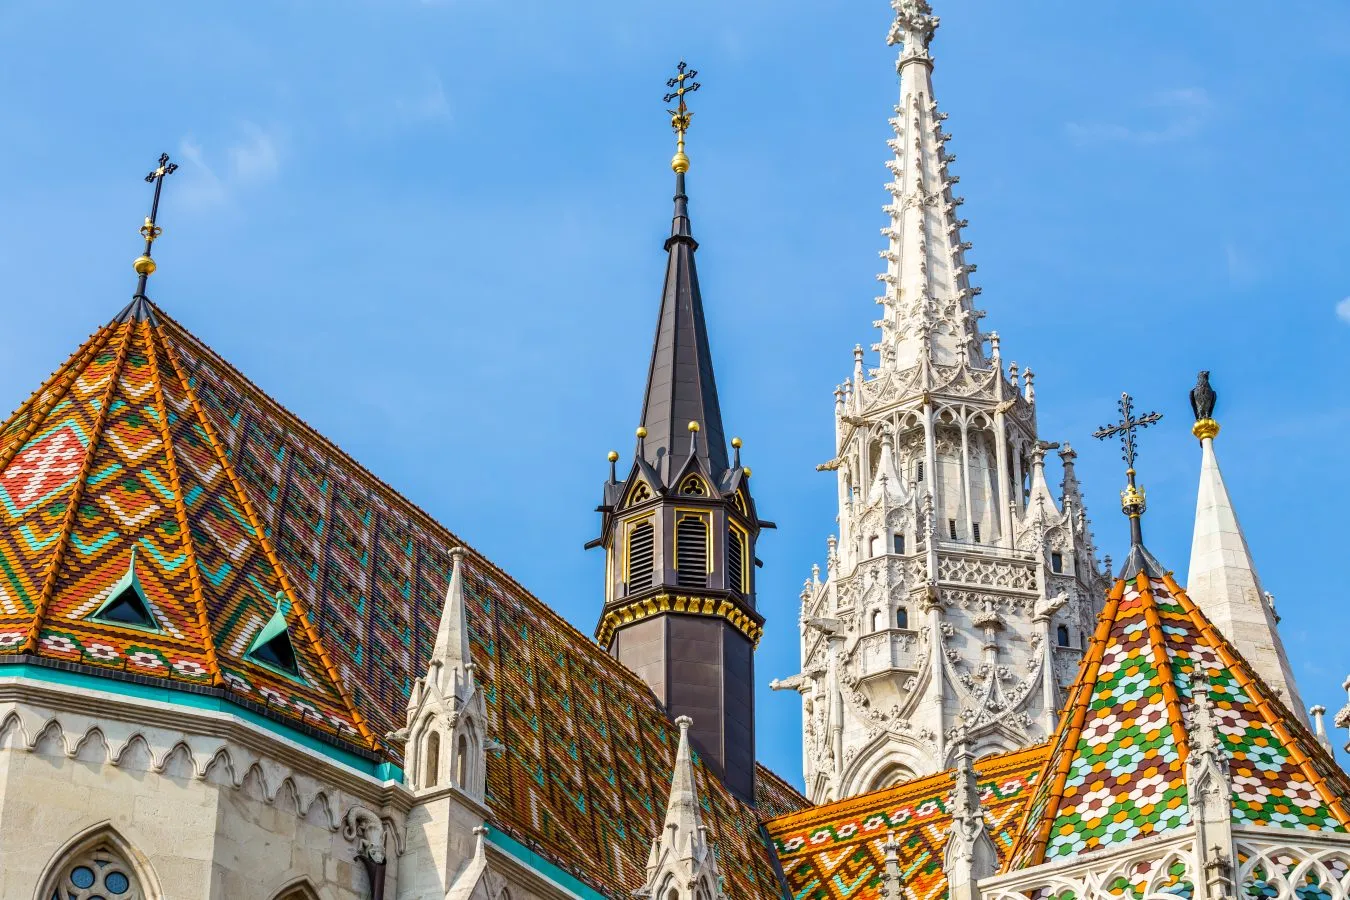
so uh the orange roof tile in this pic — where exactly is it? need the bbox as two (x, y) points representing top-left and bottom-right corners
(766, 745), (1045, 900)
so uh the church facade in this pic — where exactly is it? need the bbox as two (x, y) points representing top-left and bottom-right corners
(1, 3), (1348, 900)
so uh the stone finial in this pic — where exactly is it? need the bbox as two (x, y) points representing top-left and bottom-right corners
(635, 716), (724, 900)
(1310, 705), (1334, 755)
(879, 832), (904, 899)
(943, 738), (998, 900)
(888, 0), (939, 53)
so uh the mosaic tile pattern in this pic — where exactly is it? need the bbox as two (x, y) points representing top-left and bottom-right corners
(0, 303), (807, 898)
(767, 746), (1045, 900)
(1007, 570), (1350, 871)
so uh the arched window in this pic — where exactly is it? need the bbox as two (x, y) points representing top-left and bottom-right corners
(896, 607), (909, 629)
(425, 730), (440, 788)
(45, 840), (144, 900)
(727, 524), (748, 594)
(456, 733), (469, 788)
(871, 610), (882, 632)
(868, 535), (880, 558)
(1057, 624), (1070, 647)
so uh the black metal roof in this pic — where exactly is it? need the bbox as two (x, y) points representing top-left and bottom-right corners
(638, 171), (729, 479)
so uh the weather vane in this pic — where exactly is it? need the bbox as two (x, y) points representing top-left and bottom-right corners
(663, 61), (700, 174)
(132, 152), (178, 300)
(1093, 392), (1162, 545)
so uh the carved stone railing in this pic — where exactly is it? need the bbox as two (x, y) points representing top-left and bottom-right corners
(854, 628), (920, 682)
(937, 550), (1038, 593)
(979, 830), (1197, 900)
(1234, 824), (1350, 900)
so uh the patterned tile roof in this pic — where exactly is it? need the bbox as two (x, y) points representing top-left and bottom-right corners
(1005, 567), (1350, 870)
(766, 745), (1046, 900)
(0, 302), (806, 898)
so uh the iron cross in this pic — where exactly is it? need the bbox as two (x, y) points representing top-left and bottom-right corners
(1092, 392), (1162, 473)
(664, 61), (700, 128)
(133, 153), (178, 299)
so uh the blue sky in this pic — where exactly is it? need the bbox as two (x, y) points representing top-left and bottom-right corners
(3, 1), (1349, 783)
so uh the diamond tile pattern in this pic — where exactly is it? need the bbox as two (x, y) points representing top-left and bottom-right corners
(1007, 569), (1350, 870)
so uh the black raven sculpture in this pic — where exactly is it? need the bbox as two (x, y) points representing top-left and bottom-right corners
(1190, 370), (1216, 421)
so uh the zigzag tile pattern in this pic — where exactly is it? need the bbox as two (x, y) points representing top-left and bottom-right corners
(0, 317), (368, 741)
(0, 303), (807, 898)
(766, 746), (1045, 900)
(1006, 570), (1350, 870)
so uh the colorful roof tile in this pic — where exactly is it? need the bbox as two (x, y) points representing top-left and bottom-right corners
(0, 301), (807, 897)
(766, 745), (1046, 900)
(1006, 568), (1350, 870)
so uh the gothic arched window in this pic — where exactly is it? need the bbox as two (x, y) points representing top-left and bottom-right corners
(896, 607), (909, 629)
(871, 610), (882, 632)
(425, 730), (440, 788)
(456, 733), (469, 788)
(46, 841), (144, 900)
(1057, 624), (1070, 647)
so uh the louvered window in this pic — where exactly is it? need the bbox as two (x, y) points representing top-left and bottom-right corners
(727, 525), (747, 594)
(949, 519), (958, 540)
(627, 521), (655, 593)
(676, 515), (709, 588)
(972, 523), (982, 544)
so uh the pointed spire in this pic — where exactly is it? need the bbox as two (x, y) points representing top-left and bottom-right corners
(430, 547), (472, 682)
(636, 715), (723, 900)
(639, 62), (729, 478)
(875, 0), (984, 371)
(1186, 373), (1306, 721)
(943, 736), (998, 900)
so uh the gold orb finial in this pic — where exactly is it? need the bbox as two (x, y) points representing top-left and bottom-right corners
(1192, 418), (1220, 441)
(133, 255), (157, 276)
(731, 436), (742, 449)
(742, 466), (752, 477)
(636, 426), (648, 439)
(671, 149), (690, 174)
(687, 421), (700, 433)
(607, 451), (619, 463)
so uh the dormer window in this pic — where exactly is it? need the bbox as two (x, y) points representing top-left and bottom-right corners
(247, 593), (302, 679)
(90, 548), (158, 632)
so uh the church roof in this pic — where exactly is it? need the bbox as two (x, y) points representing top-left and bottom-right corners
(765, 745), (1046, 900)
(1005, 565), (1350, 870)
(0, 301), (806, 898)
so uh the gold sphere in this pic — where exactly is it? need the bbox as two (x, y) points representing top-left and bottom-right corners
(607, 451), (619, 463)
(742, 466), (752, 477)
(133, 255), (157, 276)
(687, 421), (700, 433)
(671, 151), (690, 174)
(731, 437), (743, 449)
(636, 426), (648, 439)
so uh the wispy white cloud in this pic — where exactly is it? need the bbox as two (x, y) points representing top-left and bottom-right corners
(1335, 296), (1350, 324)
(176, 122), (282, 210)
(1066, 88), (1212, 146)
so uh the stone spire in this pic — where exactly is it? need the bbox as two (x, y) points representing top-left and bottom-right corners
(782, 1), (1108, 802)
(636, 716), (724, 900)
(430, 546), (472, 684)
(1185, 373), (1307, 723)
(878, 0), (984, 371)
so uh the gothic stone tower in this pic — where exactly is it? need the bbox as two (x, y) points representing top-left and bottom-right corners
(773, 2), (1110, 804)
(590, 76), (769, 803)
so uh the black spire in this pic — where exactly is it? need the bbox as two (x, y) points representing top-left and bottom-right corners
(638, 169), (729, 479)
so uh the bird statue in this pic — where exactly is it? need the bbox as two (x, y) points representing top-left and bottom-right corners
(1190, 370), (1216, 422)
